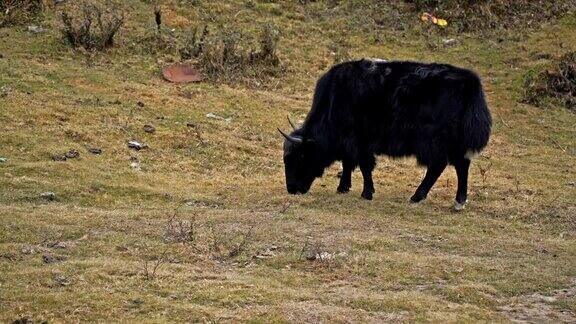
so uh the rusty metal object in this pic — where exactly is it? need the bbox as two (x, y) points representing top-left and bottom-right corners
(162, 64), (202, 83)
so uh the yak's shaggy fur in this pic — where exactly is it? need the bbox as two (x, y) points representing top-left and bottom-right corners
(280, 59), (492, 209)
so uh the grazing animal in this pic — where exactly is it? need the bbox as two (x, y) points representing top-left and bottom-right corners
(279, 59), (492, 210)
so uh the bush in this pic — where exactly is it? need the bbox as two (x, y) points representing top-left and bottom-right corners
(180, 23), (284, 84)
(60, 2), (124, 51)
(405, 0), (576, 32)
(0, 0), (43, 27)
(522, 52), (576, 112)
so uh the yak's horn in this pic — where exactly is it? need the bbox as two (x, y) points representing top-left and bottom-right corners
(287, 116), (297, 130)
(278, 128), (303, 144)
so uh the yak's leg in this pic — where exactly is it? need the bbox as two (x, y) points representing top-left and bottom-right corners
(359, 155), (376, 200)
(453, 157), (471, 211)
(337, 159), (356, 193)
(410, 161), (447, 203)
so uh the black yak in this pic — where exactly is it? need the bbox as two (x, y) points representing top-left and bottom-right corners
(279, 59), (492, 210)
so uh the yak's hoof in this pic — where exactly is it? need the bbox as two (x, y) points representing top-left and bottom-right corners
(410, 193), (427, 203)
(337, 185), (350, 194)
(454, 199), (468, 211)
(361, 190), (373, 200)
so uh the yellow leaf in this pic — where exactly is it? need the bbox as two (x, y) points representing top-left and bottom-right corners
(437, 19), (448, 27)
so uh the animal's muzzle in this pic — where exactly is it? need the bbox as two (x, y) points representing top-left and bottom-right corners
(287, 186), (308, 195)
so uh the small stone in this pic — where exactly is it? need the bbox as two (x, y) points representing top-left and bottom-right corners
(11, 317), (34, 324)
(143, 124), (156, 133)
(42, 254), (65, 264)
(21, 245), (35, 254)
(206, 112), (232, 123)
(304, 249), (317, 261)
(48, 241), (67, 249)
(40, 192), (57, 201)
(88, 147), (102, 155)
(131, 298), (144, 305)
(1, 86), (12, 98)
(128, 140), (147, 150)
(54, 274), (71, 286)
(65, 149), (79, 159)
(442, 38), (458, 46)
(52, 153), (67, 161)
(27, 25), (46, 33)
(130, 161), (141, 171)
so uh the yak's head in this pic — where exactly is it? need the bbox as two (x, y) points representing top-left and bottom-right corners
(279, 119), (326, 195)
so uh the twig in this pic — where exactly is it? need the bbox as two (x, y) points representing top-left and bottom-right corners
(228, 225), (254, 258)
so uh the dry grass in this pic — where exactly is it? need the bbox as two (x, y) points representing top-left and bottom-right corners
(0, 0), (575, 322)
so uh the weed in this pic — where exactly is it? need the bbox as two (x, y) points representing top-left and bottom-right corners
(227, 225), (254, 258)
(164, 209), (197, 244)
(142, 246), (169, 280)
(60, 1), (124, 51)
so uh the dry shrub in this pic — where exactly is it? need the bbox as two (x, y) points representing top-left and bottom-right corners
(60, 1), (124, 51)
(179, 22), (284, 84)
(0, 0), (43, 27)
(179, 25), (209, 60)
(406, 0), (576, 32)
(522, 52), (576, 112)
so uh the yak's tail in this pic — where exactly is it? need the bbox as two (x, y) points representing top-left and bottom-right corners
(461, 74), (492, 157)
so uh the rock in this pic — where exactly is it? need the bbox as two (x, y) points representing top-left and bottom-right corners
(48, 241), (67, 249)
(0, 86), (11, 98)
(53, 274), (71, 286)
(40, 192), (57, 201)
(206, 112), (233, 122)
(27, 25), (46, 33)
(162, 64), (202, 83)
(88, 147), (102, 155)
(131, 298), (144, 306)
(442, 38), (458, 46)
(42, 254), (65, 264)
(52, 153), (67, 161)
(304, 250), (317, 261)
(128, 140), (148, 150)
(64, 149), (79, 159)
(143, 124), (156, 133)
(21, 245), (35, 254)
(130, 161), (141, 171)
(0, 157), (7, 163)
(11, 317), (34, 324)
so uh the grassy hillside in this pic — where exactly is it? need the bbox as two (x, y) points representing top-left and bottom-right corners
(1, 0), (575, 322)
